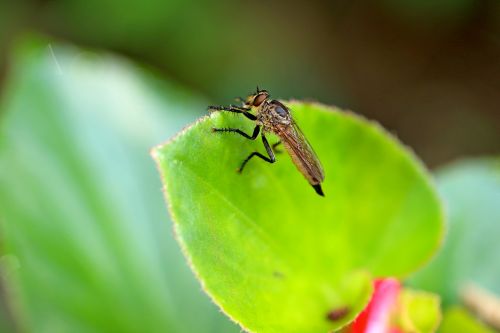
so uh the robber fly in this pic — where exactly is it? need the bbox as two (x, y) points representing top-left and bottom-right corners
(209, 88), (325, 196)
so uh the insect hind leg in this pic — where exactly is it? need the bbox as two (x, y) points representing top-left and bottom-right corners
(272, 140), (282, 153)
(238, 134), (276, 173)
(237, 152), (275, 173)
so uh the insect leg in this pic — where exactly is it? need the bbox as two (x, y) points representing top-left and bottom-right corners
(212, 125), (260, 140)
(238, 133), (276, 173)
(207, 105), (257, 121)
(272, 140), (282, 153)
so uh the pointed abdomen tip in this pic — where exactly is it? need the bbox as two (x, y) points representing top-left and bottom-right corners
(312, 184), (324, 197)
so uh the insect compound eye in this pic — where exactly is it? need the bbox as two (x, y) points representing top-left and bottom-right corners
(253, 92), (268, 106)
(274, 103), (289, 118)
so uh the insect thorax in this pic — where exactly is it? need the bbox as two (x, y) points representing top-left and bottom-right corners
(257, 100), (292, 132)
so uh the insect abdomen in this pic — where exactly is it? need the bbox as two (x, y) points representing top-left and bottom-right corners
(282, 141), (324, 185)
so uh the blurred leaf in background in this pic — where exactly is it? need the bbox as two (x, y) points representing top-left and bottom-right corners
(409, 159), (500, 304)
(409, 158), (500, 331)
(0, 37), (238, 333)
(398, 289), (441, 333)
(2, 0), (500, 170)
(440, 306), (495, 333)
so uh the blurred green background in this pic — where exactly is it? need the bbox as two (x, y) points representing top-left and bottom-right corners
(1, 0), (500, 166)
(0, 0), (499, 332)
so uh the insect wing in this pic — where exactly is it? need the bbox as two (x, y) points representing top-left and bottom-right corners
(277, 120), (325, 183)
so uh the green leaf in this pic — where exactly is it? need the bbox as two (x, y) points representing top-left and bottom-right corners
(153, 102), (444, 332)
(0, 37), (238, 333)
(409, 158), (500, 306)
(439, 306), (494, 333)
(399, 289), (441, 333)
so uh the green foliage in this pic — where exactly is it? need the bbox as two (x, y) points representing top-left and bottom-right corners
(399, 289), (441, 333)
(439, 306), (494, 333)
(0, 38), (238, 333)
(409, 158), (500, 305)
(153, 103), (444, 332)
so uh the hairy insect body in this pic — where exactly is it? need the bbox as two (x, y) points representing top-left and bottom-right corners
(256, 101), (292, 131)
(209, 89), (325, 196)
(258, 101), (324, 189)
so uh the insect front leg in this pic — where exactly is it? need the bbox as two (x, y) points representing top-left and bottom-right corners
(212, 125), (260, 140)
(207, 105), (257, 121)
(238, 133), (276, 173)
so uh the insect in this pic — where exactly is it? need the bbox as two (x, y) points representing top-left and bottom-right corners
(209, 88), (325, 196)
